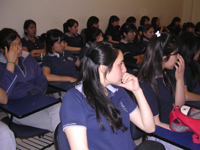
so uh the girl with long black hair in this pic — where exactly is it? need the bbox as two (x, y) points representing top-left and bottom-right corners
(137, 32), (185, 149)
(60, 41), (157, 150)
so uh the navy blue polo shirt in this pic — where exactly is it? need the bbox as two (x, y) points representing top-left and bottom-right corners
(60, 84), (137, 150)
(65, 33), (82, 47)
(140, 77), (174, 124)
(42, 50), (78, 79)
(21, 36), (43, 52)
(105, 25), (121, 42)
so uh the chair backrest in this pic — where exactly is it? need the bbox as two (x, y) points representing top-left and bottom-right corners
(1, 116), (49, 138)
(54, 122), (70, 150)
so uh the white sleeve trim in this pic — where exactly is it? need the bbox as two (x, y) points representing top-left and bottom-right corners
(6, 75), (17, 94)
(129, 106), (138, 115)
(63, 125), (87, 132)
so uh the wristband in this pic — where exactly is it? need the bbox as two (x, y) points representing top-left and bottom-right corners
(7, 62), (15, 64)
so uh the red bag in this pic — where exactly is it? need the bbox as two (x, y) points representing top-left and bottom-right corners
(169, 105), (200, 144)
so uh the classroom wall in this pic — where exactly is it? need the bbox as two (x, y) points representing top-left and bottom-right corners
(0, 0), (196, 37)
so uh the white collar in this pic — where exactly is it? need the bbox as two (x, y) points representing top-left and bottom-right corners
(75, 84), (118, 97)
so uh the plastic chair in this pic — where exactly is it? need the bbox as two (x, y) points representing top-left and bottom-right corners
(54, 122), (70, 150)
(1, 116), (54, 149)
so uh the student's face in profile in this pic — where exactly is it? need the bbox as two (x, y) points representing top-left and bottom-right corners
(52, 38), (65, 54)
(105, 51), (127, 86)
(112, 21), (119, 27)
(144, 27), (154, 39)
(156, 19), (160, 26)
(93, 23), (99, 28)
(25, 23), (36, 37)
(11, 37), (22, 57)
(126, 30), (136, 42)
(162, 52), (178, 70)
(69, 23), (78, 35)
(144, 19), (149, 25)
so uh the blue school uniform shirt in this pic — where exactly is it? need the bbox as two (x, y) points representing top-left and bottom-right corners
(60, 84), (138, 150)
(140, 77), (174, 124)
(21, 36), (43, 52)
(42, 50), (78, 79)
(64, 33), (82, 47)
(0, 51), (47, 99)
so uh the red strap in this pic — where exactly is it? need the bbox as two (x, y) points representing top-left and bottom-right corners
(192, 134), (200, 144)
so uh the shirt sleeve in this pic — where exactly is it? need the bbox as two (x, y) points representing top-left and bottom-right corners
(120, 88), (138, 114)
(0, 65), (17, 97)
(140, 82), (159, 117)
(42, 56), (53, 70)
(60, 88), (87, 131)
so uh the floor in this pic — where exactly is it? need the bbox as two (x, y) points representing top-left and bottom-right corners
(0, 111), (142, 150)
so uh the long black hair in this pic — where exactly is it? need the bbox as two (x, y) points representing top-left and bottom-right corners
(46, 29), (65, 54)
(137, 33), (180, 116)
(76, 41), (127, 133)
(179, 31), (200, 89)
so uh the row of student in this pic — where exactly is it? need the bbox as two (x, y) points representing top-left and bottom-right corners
(0, 28), (61, 150)
(60, 31), (200, 150)
(1, 26), (200, 149)
(20, 17), (199, 59)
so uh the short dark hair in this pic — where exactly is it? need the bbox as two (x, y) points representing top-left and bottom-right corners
(126, 16), (136, 24)
(87, 16), (99, 28)
(63, 19), (78, 33)
(46, 29), (65, 54)
(23, 19), (36, 35)
(120, 23), (136, 38)
(140, 16), (150, 26)
(0, 28), (21, 52)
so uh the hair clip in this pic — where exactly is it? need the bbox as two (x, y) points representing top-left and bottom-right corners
(155, 31), (161, 37)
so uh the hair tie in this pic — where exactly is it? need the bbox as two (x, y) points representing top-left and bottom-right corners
(155, 31), (161, 37)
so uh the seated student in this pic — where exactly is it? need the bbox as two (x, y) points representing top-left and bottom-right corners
(79, 27), (103, 60)
(60, 41), (163, 150)
(0, 46), (17, 150)
(167, 17), (182, 36)
(126, 16), (137, 26)
(179, 31), (200, 101)
(137, 33), (185, 149)
(81, 16), (100, 47)
(21, 19), (46, 57)
(126, 16), (138, 42)
(42, 29), (80, 84)
(182, 22), (195, 32)
(86, 16), (100, 29)
(138, 16), (150, 41)
(140, 24), (154, 48)
(151, 17), (170, 33)
(0, 28), (61, 133)
(63, 19), (82, 54)
(105, 15), (121, 43)
(119, 23), (145, 71)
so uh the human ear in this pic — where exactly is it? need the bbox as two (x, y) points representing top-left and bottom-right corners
(99, 65), (107, 73)
(123, 32), (127, 37)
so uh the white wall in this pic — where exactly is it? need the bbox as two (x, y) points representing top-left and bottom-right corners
(0, 0), (190, 37)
